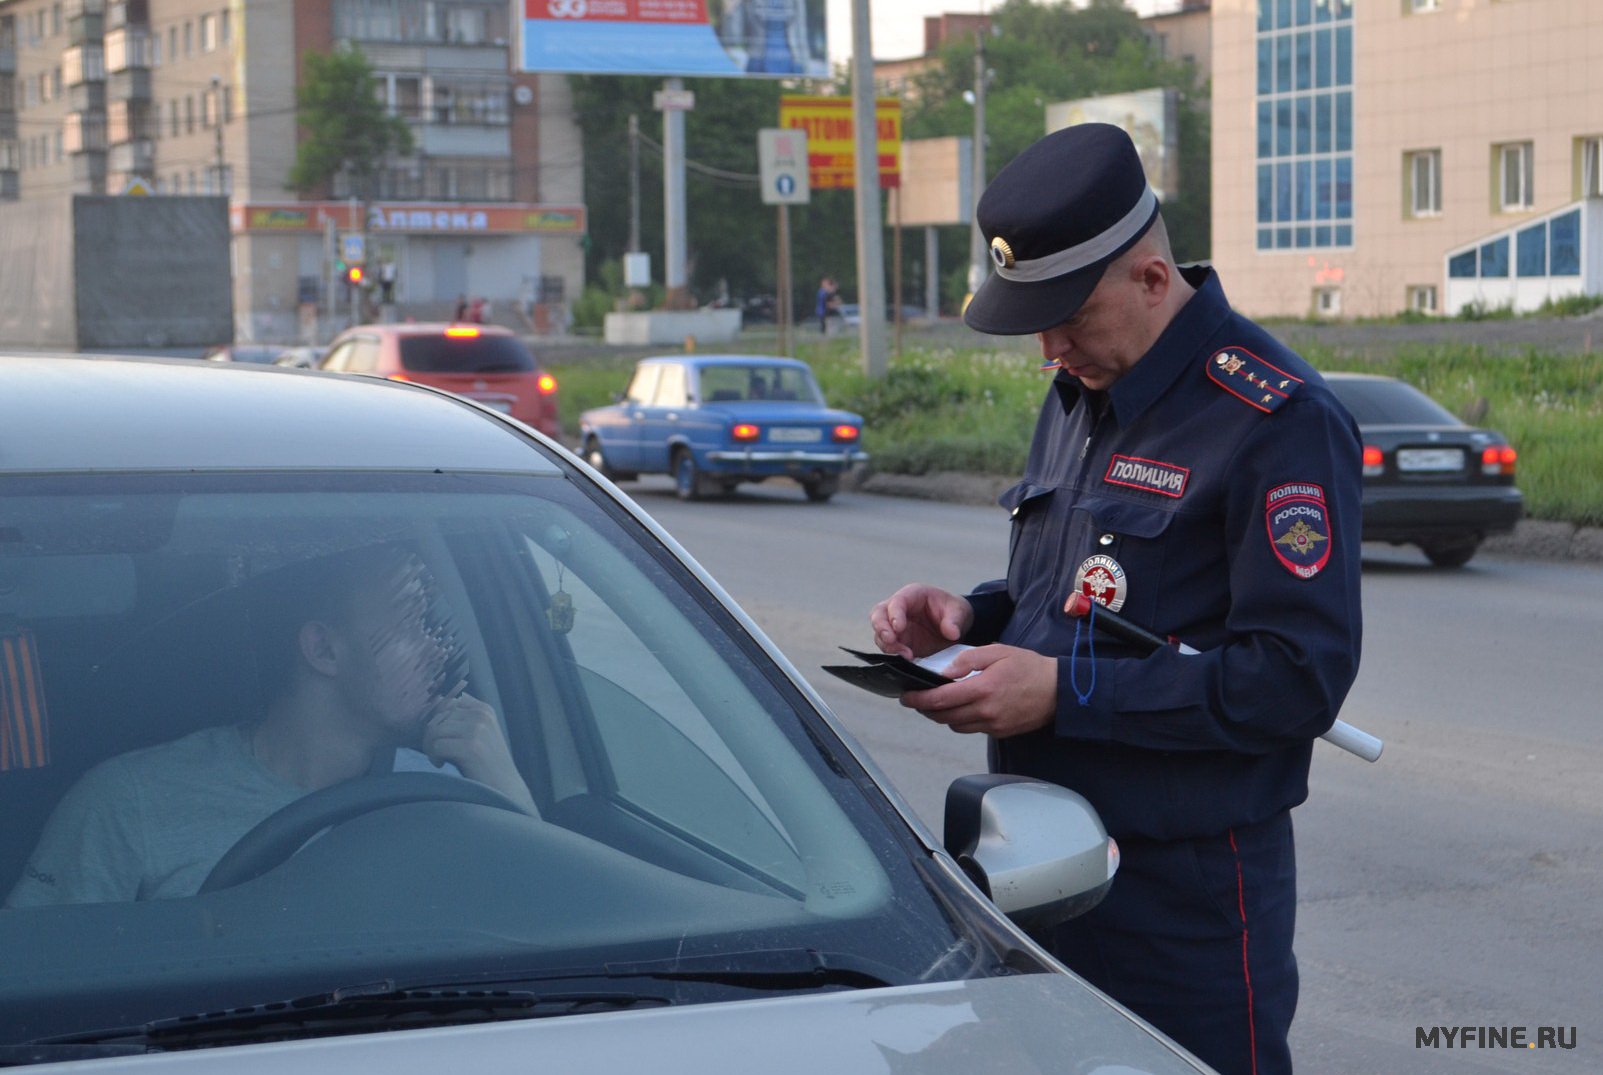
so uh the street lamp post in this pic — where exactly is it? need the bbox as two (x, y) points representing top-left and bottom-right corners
(966, 31), (990, 302)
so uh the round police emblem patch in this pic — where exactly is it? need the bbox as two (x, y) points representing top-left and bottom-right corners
(1073, 554), (1127, 612)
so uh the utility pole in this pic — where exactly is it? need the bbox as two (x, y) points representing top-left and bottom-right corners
(967, 30), (989, 302)
(627, 114), (641, 255)
(849, 0), (887, 378)
(210, 75), (226, 194)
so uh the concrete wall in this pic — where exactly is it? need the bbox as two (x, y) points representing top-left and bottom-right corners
(72, 195), (234, 348)
(0, 197), (77, 348)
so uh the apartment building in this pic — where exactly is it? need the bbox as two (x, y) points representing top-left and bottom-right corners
(1212, 0), (1603, 319)
(0, 0), (585, 342)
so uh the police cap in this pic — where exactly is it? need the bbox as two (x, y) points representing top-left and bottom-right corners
(964, 123), (1159, 336)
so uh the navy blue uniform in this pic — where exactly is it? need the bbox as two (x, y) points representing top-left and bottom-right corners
(963, 267), (1363, 1075)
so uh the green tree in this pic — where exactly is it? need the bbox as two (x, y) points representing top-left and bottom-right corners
(908, 0), (1210, 307)
(569, 72), (862, 314)
(288, 48), (414, 198)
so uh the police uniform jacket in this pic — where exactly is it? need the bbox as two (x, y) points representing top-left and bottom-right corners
(963, 266), (1363, 842)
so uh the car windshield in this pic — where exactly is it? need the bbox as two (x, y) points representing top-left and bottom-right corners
(399, 335), (537, 374)
(1327, 378), (1462, 426)
(697, 365), (824, 404)
(0, 470), (983, 1048)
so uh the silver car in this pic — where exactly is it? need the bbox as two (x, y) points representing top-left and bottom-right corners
(0, 355), (1210, 1073)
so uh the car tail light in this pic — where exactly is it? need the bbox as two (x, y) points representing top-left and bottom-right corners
(832, 424), (861, 443)
(536, 373), (558, 395)
(1482, 445), (1517, 476)
(444, 326), (481, 338)
(732, 423), (760, 441)
(1362, 445), (1384, 476)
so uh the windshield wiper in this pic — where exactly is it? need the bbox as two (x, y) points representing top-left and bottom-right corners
(593, 947), (899, 991)
(18, 980), (670, 1056)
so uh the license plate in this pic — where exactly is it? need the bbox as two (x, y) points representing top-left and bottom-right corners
(1397, 448), (1464, 472)
(768, 427), (823, 443)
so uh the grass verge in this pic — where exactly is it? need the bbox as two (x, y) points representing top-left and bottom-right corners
(547, 335), (1603, 527)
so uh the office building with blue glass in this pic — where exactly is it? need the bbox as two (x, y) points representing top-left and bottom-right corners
(1213, 0), (1603, 318)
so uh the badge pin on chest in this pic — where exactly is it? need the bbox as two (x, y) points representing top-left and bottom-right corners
(1072, 554), (1128, 613)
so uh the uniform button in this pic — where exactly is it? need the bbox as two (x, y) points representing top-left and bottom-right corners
(1099, 533), (1115, 546)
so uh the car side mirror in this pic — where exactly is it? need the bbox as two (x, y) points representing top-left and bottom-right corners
(944, 774), (1118, 932)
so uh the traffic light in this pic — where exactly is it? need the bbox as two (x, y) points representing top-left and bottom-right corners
(346, 264), (365, 286)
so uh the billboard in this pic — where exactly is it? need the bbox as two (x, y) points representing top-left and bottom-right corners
(887, 137), (972, 227)
(1045, 87), (1180, 201)
(520, 0), (829, 78)
(778, 95), (901, 190)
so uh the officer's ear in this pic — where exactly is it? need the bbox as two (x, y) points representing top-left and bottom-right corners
(1127, 252), (1172, 308)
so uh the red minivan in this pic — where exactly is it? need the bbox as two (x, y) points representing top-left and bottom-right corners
(319, 323), (561, 439)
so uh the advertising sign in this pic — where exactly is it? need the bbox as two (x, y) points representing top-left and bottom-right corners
(230, 203), (588, 235)
(520, 0), (829, 79)
(778, 95), (902, 190)
(1045, 87), (1180, 200)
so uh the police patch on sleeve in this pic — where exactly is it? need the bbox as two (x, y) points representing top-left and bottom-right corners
(1265, 483), (1332, 579)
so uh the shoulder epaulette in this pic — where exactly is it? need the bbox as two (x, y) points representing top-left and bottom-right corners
(1206, 346), (1304, 413)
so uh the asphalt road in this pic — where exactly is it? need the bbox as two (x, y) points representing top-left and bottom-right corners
(627, 476), (1602, 1075)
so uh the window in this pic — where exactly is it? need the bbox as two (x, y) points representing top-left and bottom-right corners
(184, 95), (194, 134)
(1405, 150), (1441, 217)
(200, 14), (216, 52)
(1516, 223), (1546, 277)
(1255, 0), (1354, 250)
(1407, 0), (1440, 11)
(1577, 136), (1602, 198)
(1496, 141), (1533, 211)
(1313, 287), (1342, 317)
(1549, 210), (1581, 276)
(183, 21), (193, 58)
(220, 9), (231, 44)
(1407, 285), (1438, 313)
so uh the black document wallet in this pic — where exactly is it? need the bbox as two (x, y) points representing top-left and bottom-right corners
(820, 647), (954, 698)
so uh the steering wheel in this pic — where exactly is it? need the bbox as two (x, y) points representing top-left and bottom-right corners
(200, 771), (528, 894)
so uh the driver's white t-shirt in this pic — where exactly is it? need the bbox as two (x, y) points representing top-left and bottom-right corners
(6, 725), (304, 907)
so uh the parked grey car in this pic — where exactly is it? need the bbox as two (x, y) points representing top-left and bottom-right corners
(0, 355), (1210, 1073)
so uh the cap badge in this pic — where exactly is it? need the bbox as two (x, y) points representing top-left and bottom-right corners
(989, 236), (1016, 270)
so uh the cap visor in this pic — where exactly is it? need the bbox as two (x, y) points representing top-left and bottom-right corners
(963, 266), (1105, 336)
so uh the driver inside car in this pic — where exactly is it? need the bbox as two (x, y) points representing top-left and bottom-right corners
(6, 545), (536, 907)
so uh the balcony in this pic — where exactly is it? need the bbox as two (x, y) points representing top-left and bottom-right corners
(71, 150), (107, 192)
(108, 67), (150, 100)
(104, 27), (149, 72)
(69, 11), (105, 46)
(69, 81), (106, 112)
(105, 0), (149, 31)
(108, 137), (152, 174)
(64, 112), (108, 154)
(107, 98), (152, 141)
(63, 45), (106, 85)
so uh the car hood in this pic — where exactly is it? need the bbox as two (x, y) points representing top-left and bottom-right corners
(31, 975), (1209, 1073)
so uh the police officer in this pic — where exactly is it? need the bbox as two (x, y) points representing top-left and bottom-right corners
(870, 124), (1363, 1075)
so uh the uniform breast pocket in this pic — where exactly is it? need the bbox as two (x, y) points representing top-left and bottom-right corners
(999, 481), (1060, 597)
(1071, 496), (1176, 630)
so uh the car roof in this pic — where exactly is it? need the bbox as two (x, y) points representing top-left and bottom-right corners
(0, 355), (561, 475)
(337, 322), (517, 338)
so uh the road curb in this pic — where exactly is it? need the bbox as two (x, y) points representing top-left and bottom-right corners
(848, 471), (1603, 566)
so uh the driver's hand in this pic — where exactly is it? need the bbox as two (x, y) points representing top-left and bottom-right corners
(419, 694), (538, 815)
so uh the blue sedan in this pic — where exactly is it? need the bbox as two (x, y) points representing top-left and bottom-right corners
(579, 356), (869, 502)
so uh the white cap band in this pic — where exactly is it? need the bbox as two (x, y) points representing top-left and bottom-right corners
(994, 186), (1158, 284)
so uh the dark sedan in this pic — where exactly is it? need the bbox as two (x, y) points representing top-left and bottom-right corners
(1325, 372), (1523, 567)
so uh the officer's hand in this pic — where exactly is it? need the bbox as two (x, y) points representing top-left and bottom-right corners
(899, 645), (1056, 738)
(419, 694), (538, 814)
(870, 584), (973, 659)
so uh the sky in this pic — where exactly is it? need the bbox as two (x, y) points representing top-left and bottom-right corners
(822, 0), (1174, 64)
